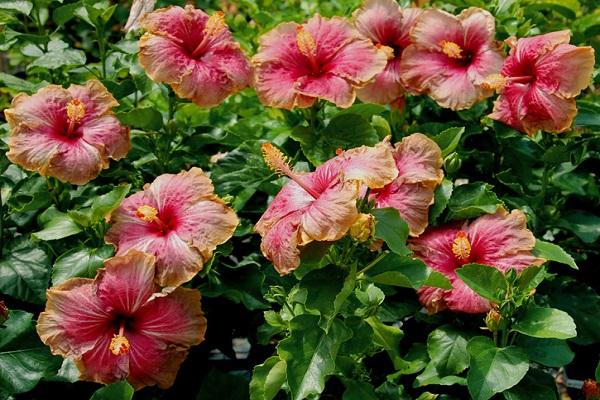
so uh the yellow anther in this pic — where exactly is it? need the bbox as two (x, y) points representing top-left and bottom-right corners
(481, 73), (507, 92)
(136, 205), (158, 223)
(296, 25), (317, 58)
(109, 334), (130, 356)
(451, 231), (471, 261)
(440, 40), (463, 59)
(376, 43), (395, 60)
(66, 99), (85, 124)
(204, 11), (226, 38)
(262, 143), (292, 177)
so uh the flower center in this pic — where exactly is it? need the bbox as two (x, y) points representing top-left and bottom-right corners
(65, 98), (85, 138)
(296, 25), (320, 72)
(109, 322), (130, 356)
(375, 43), (395, 60)
(451, 231), (471, 261)
(136, 205), (159, 222)
(262, 142), (320, 199)
(481, 74), (533, 92)
(439, 40), (464, 59)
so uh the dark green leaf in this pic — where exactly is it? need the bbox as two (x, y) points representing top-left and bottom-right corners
(366, 253), (451, 290)
(117, 108), (163, 131)
(427, 326), (470, 376)
(52, 245), (114, 285)
(414, 362), (466, 388)
(53, 2), (79, 25)
(0, 1), (33, 15)
(557, 211), (600, 244)
(512, 306), (576, 339)
(365, 316), (404, 369)
(371, 208), (410, 256)
(532, 240), (577, 269)
(89, 381), (134, 400)
(33, 211), (82, 241)
(90, 184), (130, 223)
(277, 315), (351, 400)
(515, 337), (574, 367)
(342, 380), (378, 400)
(503, 369), (558, 400)
(456, 264), (508, 303)
(467, 336), (529, 400)
(434, 127), (464, 157)
(29, 49), (86, 69)
(429, 179), (453, 224)
(0, 237), (50, 304)
(0, 310), (61, 394)
(447, 183), (502, 220)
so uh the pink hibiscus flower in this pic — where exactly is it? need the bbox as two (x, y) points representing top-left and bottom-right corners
(105, 168), (239, 287)
(400, 8), (505, 110)
(353, 0), (423, 105)
(409, 208), (544, 314)
(139, 6), (252, 107)
(370, 133), (444, 236)
(252, 14), (388, 109)
(256, 141), (397, 275)
(486, 30), (595, 135)
(4, 81), (130, 185)
(37, 250), (206, 390)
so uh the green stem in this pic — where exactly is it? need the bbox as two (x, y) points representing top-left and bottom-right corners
(357, 251), (388, 277)
(98, 27), (107, 79)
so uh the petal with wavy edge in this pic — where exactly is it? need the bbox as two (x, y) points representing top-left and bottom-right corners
(394, 133), (443, 185)
(260, 210), (303, 275)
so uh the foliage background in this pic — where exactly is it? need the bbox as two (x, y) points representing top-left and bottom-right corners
(0, 0), (599, 399)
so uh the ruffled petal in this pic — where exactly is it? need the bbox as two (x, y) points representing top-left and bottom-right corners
(409, 226), (461, 276)
(458, 7), (496, 50)
(373, 182), (435, 236)
(140, 5), (206, 44)
(300, 180), (359, 242)
(335, 140), (398, 189)
(152, 233), (205, 287)
(468, 208), (543, 272)
(202, 44), (252, 92)
(400, 46), (454, 94)
(534, 43), (594, 98)
(467, 44), (505, 84)
(255, 180), (315, 236)
(409, 9), (463, 50)
(77, 331), (129, 385)
(37, 278), (111, 357)
(67, 80), (119, 121)
(488, 82), (528, 133)
(296, 73), (355, 108)
(81, 115), (130, 160)
(45, 140), (105, 185)
(260, 210), (303, 275)
(95, 250), (157, 315)
(171, 61), (234, 108)
(357, 58), (404, 104)
(417, 285), (448, 314)
(4, 86), (68, 132)
(5, 124), (61, 177)
(445, 276), (491, 313)
(520, 85), (577, 134)
(147, 168), (214, 212)
(427, 66), (487, 110)
(353, 0), (404, 45)
(510, 30), (571, 64)
(253, 62), (316, 109)
(139, 33), (194, 84)
(394, 133), (443, 185)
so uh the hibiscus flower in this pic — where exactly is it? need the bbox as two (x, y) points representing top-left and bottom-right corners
(400, 7), (505, 110)
(486, 30), (595, 135)
(4, 80), (130, 185)
(370, 133), (444, 236)
(252, 14), (388, 109)
(256, 141), (397, 275)
(37, 250), (206, 390)
(105, 168), (238, 287)
(409, 208), (544, 314)
(139, 5), (252, 107)
(353, 0), (422, 105)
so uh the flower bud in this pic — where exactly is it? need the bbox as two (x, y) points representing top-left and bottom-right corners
(444, 152), (462, 174)
(485, 308), (503, 332)
(350, 213), (374, 242)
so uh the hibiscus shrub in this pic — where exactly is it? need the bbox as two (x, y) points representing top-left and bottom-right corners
(0, 0), (599, 399)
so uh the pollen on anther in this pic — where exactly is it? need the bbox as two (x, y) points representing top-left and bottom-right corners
(136, 205), (158, 222)
(262, 143), (292, 176)
(296, 25), (317, 58)
(452, 231), (471, 261)
(66, 99), (85, 123)
(204, 11), (226, 38)
(440, 40), (463, 59)
(109, 334), (130, 356)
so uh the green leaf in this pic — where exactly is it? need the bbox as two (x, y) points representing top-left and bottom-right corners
(512, 306), (576, 339)
(365, 316), (404, 369)
(434, 127), (464, 157)
(0, 72), (45, 93)
(33, 211), (82, 241)
(447, 183), (502, 220)
(277, 315), (351, 400)
(53, 2), (79, 25)
(0, 237), (50, 304)
(516, 266), (546, 293)
(467, 336), (529, 400)
(515, 337), (574, 367)
(503, 369), (558, 400)
(117, 108), (163, 131)
(342, 380), (378, 400)
(524, 0), (580, 18)
(414, 362), (466, 388)
(293, 114), (379, 166)
(456, 264), (508, 303)
(371, 208), (410, 256)
(250, 356), (286, 400)
(29, 49), (86, 70)
(366, 253), (451, 290)
(0, 310), (61, 394)
(197, 368), (249, 400)
(557, 211), (600, 244)
(90, 184), (130, 223)
(89, 381), (134, 400)
(427, 326), (470, 376)
(0, 1), (33, 15)
(532, 240), (577, 269)
(52, 245), (114, 285)
(429, 179), (453, 224)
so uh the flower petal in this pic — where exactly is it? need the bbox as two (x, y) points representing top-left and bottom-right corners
(509, 30), (571, 63)
(152, 233), (205, 287)
(261, 210), (303, 275)
(37, 278), (111, 357)
(467, 208), (543, 272)
(394, 133), (443, 185)
(140, 5), (206, 43)
(409, 225), (462, 276)
(409, 9), (462, 50)
(417, 285), (448, 314)
(444, 276), (491, 313)
(335, 139), (398, 189)
(458, 7), (496, 50)
(76, 331), (130, 385)
(254, 62), (316, 109)
(353, 0), (404, 45)
(45, 139), (105, 185)
(521, 84), (577, 134)
(67, 80), (119, 121)
(488, 82), (528, 133)
(296, 73), (355, 108)
(139, 33), (194, 84)
(81, 114), (130, 160)
(357, 59), (404, 104)
(96, 250), (157, 315)
(147, 168), (214, 211)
